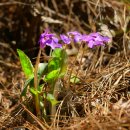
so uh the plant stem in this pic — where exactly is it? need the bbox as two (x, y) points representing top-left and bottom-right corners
(73, 46), (85, 90)
(51, 79), (60, 120)
(34, 48), (41, 117)
(67, 43), (83, 89)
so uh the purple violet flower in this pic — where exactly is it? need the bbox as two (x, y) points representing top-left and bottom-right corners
(39, 29), (62, 49)
(60, 34), (71, 44)
(39, 29), (110, 49)
(82, 32), (110, 48)
(67, 31), (82, 43)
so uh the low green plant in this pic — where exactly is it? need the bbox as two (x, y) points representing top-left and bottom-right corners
(17, 29), (110, 120)
(17, 48), (67, 119)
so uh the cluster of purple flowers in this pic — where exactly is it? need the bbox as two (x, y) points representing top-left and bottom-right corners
(39, 29), (110, 49)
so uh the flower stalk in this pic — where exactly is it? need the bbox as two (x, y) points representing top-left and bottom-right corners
(34, 48), (42, 117)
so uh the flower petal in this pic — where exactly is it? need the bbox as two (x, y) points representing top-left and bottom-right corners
(60, 34), (71, 44)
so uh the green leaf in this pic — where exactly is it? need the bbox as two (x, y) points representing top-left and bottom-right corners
(21, 75), (34, 97)
(37, 84), (44, 93)
(45, 48), (68, 83)
(52, 48), (62, 58)
(30, 87), (38, 95)
(38, 63), (48, 77)
(48, 57), (61, 72)
(44, 69), (60, 82)
(70, 76), (80, 83)
(60, 49), (68, 76)
(17, 49), (34, 78)
(50, 48), (67, 76)
(46, 93), (59, 106)
(30, 84), (44, 95)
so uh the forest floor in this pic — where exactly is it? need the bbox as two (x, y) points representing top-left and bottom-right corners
(0, 0), (130, 130)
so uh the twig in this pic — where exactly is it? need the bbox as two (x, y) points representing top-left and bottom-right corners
(0, 42), (19, 59)
(0, 60), (20, 69)
(0, 1), (34, 6)
(21, 103), (49, 130)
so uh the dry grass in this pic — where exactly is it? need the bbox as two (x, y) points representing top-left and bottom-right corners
(0, 0), (130, 130)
